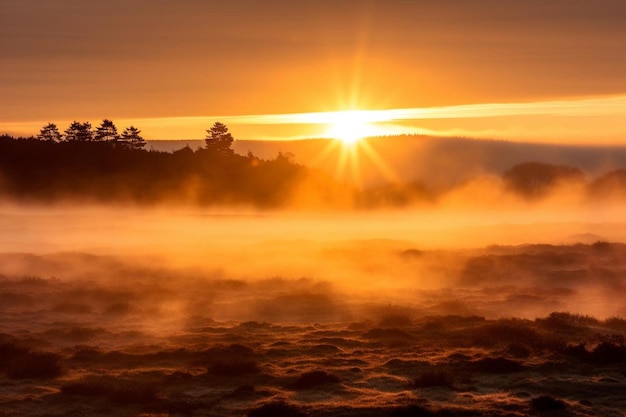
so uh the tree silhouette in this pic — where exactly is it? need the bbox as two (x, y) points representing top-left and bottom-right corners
(94, 119), (119, 142)
(37, 123), (62, 142)
(205, 122), (234, 154)
(0, 130), (350, 208)
(503, 162), (585, 199)
(119, 126), (146, 149)
(64, 121), (93, 142)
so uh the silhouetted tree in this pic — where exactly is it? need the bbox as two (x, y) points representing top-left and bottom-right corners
(588, 169), (626, 199)
(64, 121), (93, 142)
(119, 126), (146, 149)
(37, 123), (62, 142)
(503, 162), (585, 199)
(205, 122), (234, 154)
(94, 119), (119, 142)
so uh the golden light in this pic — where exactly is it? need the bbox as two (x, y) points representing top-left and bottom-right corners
(324, 110), (380, 145)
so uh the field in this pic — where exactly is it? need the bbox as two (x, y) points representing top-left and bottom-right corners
(1, 208), (625, 416)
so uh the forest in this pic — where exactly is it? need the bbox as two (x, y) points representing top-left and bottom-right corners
(0, 121), (350, 208)
(2, 121), (626, 208)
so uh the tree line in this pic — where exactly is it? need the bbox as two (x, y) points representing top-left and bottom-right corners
(0, 122), (348, 208)
(2, 122), (626, 208)
(35, 120), (146, 150)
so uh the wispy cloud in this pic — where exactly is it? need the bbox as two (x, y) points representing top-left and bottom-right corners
(215, 95), (626, 125)
(2, 95), (625, 142)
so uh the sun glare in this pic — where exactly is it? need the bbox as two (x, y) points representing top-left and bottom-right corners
(326, 110), (378, 145)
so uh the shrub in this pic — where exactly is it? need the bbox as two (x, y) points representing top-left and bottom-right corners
(6, 351), (63, 379)
(471, 357), (524, 374)
(604, 316), (626, 330)
(471, 321), (540, 348)
(589, 342), (626, 364)
(412, 370), (454, 388)
(563, 341), (626, 364)
(377, 305), (414, 327)
(506, 343), (531, 358)
(200, 344), (260, 376)
(531, 395), (566, 411)
(291, 370), (341, 390)
(0, 342), (29, 368)
(206, 359), (260, 376)
(538, 312), (599, 329)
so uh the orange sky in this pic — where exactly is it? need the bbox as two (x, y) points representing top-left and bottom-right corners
(2, 0), (626, 143)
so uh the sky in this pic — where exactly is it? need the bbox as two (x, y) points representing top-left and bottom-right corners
(1, 0), (626, 143)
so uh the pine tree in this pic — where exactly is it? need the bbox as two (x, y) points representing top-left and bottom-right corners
(119, 126), (146, 149)
(64, 121), (93, 141)
(37, 123), (62, 142)
(94, 119), (119, 142)
(205, 122), (234, 154)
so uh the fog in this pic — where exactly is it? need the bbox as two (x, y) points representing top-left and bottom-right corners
(3, 198), (626, 416)
(2, 194), (626, 328)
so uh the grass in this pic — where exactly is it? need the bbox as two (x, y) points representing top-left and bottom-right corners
(538, 311), (599, 328)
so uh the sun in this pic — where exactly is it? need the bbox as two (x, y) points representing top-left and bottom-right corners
(325, 110), (377, 145)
